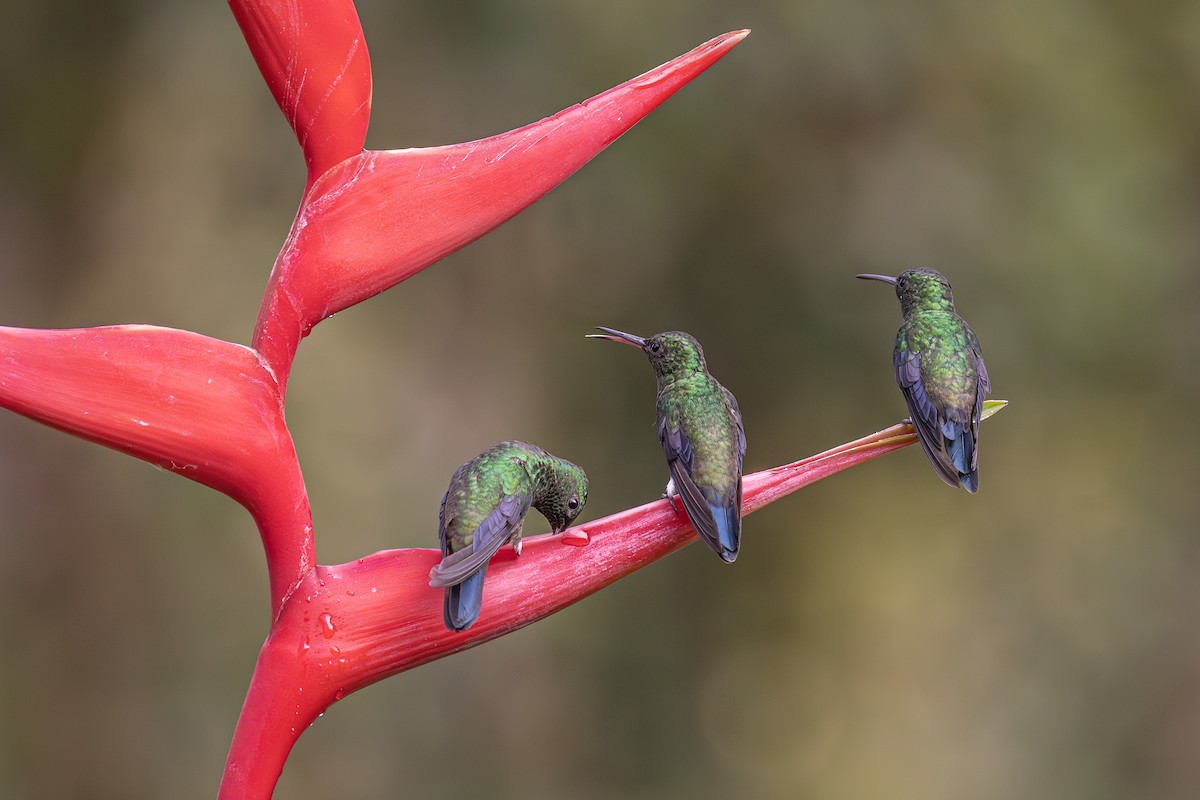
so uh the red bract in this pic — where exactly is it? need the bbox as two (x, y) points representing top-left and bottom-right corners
(0, 325), (313, 614)
(221, 422), (923, 797)
(251, 29), (751, 387)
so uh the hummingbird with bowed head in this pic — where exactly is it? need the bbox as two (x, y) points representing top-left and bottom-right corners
(429, 441), (588, 631)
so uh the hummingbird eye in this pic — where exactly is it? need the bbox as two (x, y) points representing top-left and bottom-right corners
(567, 495), (580, 511)
(649, 341), (662, 353)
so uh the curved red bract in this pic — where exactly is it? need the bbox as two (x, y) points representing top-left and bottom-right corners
(0, 325), (314, 613)
(219, 422), (918, 797)
(251, 30), (750, 388)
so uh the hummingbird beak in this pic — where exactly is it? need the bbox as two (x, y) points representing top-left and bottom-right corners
(586, 326), (647, 348)
(856, 273), (898, 285)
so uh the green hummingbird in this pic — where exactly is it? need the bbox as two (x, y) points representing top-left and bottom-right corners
(857, 268), (991, 492)
(588, 327), (745, 562)
(428, 441), (589, 632)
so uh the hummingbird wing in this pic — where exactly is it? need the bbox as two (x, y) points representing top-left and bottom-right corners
(957, 326), (990, 492)
(429, 492), (531, 589)
(719, 382), (745, 550)
(719, 384), (747, 472)
(658, 412), (739, 563)
(895, 330), (962, 489)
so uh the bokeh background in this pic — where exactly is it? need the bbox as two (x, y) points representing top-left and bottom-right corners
(3, 1), (1200, 797)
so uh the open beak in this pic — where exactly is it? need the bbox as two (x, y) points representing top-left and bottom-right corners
(586, 326), (647, 348)
(856, 273), (898, 285)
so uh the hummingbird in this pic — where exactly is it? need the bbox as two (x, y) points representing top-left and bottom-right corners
(428, 441), (589, 632)
(857, 268), (991, 492)
(588, 327), (745, 562)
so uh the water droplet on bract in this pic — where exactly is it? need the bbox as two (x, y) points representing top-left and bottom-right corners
(561, 528), (590, 547)
(346, 589), (355, 596)
(319, 612), (336, 638)
(334, 688), (346, 700)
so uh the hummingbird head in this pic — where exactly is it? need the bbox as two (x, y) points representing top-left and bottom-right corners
(536, 459), (589, 534)
(588, 327), (707, 381)
(857, 268), (955, 316)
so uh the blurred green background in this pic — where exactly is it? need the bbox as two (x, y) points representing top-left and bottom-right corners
(2, 0), (1200, 797)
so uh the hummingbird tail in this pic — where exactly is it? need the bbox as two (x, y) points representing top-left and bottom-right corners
(943, 419), (978, 493)
(443, 569), (486, 632)
(709, 501), (741, 563)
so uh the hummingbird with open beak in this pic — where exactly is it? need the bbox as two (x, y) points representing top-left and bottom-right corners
(588, 327), (745, 562)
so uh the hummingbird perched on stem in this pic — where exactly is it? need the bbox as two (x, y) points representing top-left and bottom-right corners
(587, 327), (745, 562)
(857, 268), (991, 492)
(428, 441), (588, 632)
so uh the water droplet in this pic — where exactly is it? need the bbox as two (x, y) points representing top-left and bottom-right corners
(346, 589), (355, 597)
(330, 645), (341, 656)
(334, 688), (346, 701)
(561, 528), (590, 547)
(319, 612), (336, 638)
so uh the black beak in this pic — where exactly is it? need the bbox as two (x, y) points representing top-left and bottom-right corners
(586, 326), (647, 348)
(856, 273), (898, 285)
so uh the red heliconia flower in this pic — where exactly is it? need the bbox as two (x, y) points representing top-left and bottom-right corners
(0, 1), (1004, 798)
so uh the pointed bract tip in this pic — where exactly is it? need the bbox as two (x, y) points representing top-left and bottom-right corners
(856, 273), (897, 285)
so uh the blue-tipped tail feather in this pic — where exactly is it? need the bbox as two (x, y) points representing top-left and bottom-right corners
(710, 502), (741, 563)
(443, 569), (486, 632)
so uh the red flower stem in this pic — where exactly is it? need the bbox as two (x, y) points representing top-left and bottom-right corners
(228, 0), (372, 182)
(218, 419), (918, 798)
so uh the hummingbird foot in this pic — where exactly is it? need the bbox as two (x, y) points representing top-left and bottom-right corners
(661, 478), (682, 517)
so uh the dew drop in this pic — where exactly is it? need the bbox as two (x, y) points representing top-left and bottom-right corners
(334, 688), (346, 701)
(319, 612), (336, 638)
